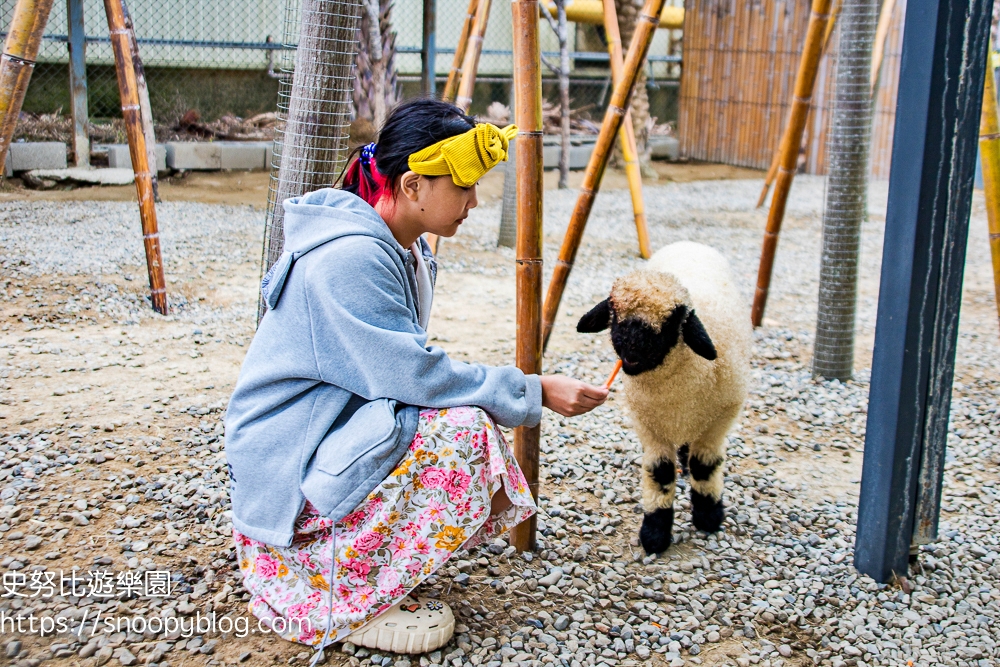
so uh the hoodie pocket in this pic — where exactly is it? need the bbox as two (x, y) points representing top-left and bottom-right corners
(312, 398), (401, 476)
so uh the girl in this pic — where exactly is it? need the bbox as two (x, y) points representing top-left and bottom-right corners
(225, 99), (608, 659)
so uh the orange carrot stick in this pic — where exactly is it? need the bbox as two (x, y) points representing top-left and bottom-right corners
(604, 359), (623, 389)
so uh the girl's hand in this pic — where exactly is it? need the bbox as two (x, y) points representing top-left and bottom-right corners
(540, 375), (609, 417)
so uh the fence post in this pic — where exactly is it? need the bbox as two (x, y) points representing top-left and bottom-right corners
(67, 0), (89, 167)
(421, 0), (436, 96)
(854, 0), (992, 583)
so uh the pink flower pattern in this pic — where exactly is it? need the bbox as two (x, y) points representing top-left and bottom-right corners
(233, 406), (536, 647)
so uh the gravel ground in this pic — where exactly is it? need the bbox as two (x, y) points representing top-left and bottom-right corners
(0, 175), (997, 667)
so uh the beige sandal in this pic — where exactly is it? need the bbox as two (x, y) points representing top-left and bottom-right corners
(348, 595), (455, 654)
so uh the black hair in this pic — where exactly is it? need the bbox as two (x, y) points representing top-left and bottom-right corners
(340, 98), (477, 205)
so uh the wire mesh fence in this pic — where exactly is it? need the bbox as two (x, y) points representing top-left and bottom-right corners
(3, 0), (682, 144)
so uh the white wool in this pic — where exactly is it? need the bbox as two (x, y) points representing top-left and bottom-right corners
(616, 241), (751, 506)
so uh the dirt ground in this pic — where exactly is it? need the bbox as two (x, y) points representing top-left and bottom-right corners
(0, 161), (997, 667)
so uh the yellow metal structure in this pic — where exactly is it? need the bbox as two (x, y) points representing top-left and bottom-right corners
(542, 0), (682, 28)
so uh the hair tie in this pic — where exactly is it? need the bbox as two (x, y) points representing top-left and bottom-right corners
(361, 142), (377, 165)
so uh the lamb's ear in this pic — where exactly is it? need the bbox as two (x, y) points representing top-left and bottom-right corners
(683, 310), (717, 360)
(577, 299), (613, 333)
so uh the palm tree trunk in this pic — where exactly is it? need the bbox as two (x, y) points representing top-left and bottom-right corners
(812, 0), (878, 379)
(260, 0), (363, 320)
(354, 0), (398, 127)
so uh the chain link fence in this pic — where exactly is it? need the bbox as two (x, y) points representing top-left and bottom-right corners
(4, 0), (681, 142)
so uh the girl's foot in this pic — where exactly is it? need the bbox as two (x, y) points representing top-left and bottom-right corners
(348, 595), (455, 654)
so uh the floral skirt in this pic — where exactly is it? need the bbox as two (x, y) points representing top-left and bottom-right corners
(232, 406), (537, 647)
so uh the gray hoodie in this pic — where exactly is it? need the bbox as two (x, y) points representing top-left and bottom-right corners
(225, 188), (543, 547)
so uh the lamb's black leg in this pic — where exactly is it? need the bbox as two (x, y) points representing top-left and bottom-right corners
(640, 458), (676, 554)
(640, 507), (674, 554)
(677, 444), (690, 477)
(688, 452), (725, 533)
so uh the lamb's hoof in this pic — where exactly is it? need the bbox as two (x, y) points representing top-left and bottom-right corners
(639, 507), (674, 554)
(691, 489), (724, 533)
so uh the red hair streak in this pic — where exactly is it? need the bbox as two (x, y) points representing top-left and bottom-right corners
(344, 155), (389, 208)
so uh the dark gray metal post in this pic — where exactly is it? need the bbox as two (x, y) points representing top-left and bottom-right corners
(421, 0), (436, 96)
(67, 0), (89, 167)
(854, 0), (994, 583)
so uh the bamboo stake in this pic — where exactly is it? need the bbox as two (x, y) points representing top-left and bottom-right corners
(454, 0), (491, 112)
(755, 0), (840, 208)
(541, 0), (667, 349)
(869, 0), (895, 93)
(0, 0), (55, 176)
(509, 0), (544, 553)
(750, 0), (834, 327)
(442, 0), (478, 102)
(602, 0), (651, 259)
(120, 0), (159, 202)
(979, 40), (1000, 334)
(105, 0), (167, 314)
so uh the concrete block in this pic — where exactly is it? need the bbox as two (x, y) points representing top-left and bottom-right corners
(543, 139), (595, 170)
(5, 141), (67, 176)
(569, 143), (594, 170)
(106, 144), (167, 172)
(218, 141), (268, 170)
(649, 136), (680, 160)
(165, 142), (222, 170)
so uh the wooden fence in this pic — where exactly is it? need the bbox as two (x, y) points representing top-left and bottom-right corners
(677, 0), (905, 178)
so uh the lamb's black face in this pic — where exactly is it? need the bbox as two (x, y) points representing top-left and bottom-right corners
(611, 307), (688, 375)
(576, 299), (718, 374)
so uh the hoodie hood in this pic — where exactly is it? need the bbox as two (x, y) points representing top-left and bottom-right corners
(261, 188), (403, 309)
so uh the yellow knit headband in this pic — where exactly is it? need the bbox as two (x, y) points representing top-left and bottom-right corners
(408, 123), (519, 188)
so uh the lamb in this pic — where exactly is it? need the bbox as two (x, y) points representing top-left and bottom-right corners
(577, 241), (751, 554)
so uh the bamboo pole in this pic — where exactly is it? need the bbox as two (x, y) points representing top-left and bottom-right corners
(454, 0), (491, 112)
(756, 0), (840, 209)
(442, 0), (478, 102)
(104, 0), (167, 314)
(120, 0), (159, 202)
(509, 0), (544, 553)
(869, 0), (895, 92)
(979, 40), (1000, 334)
(0, 0), (55, 176)
(541, 0), (667, 349)
(750, 0), (834, 327)
(602, 0), (650, 259)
